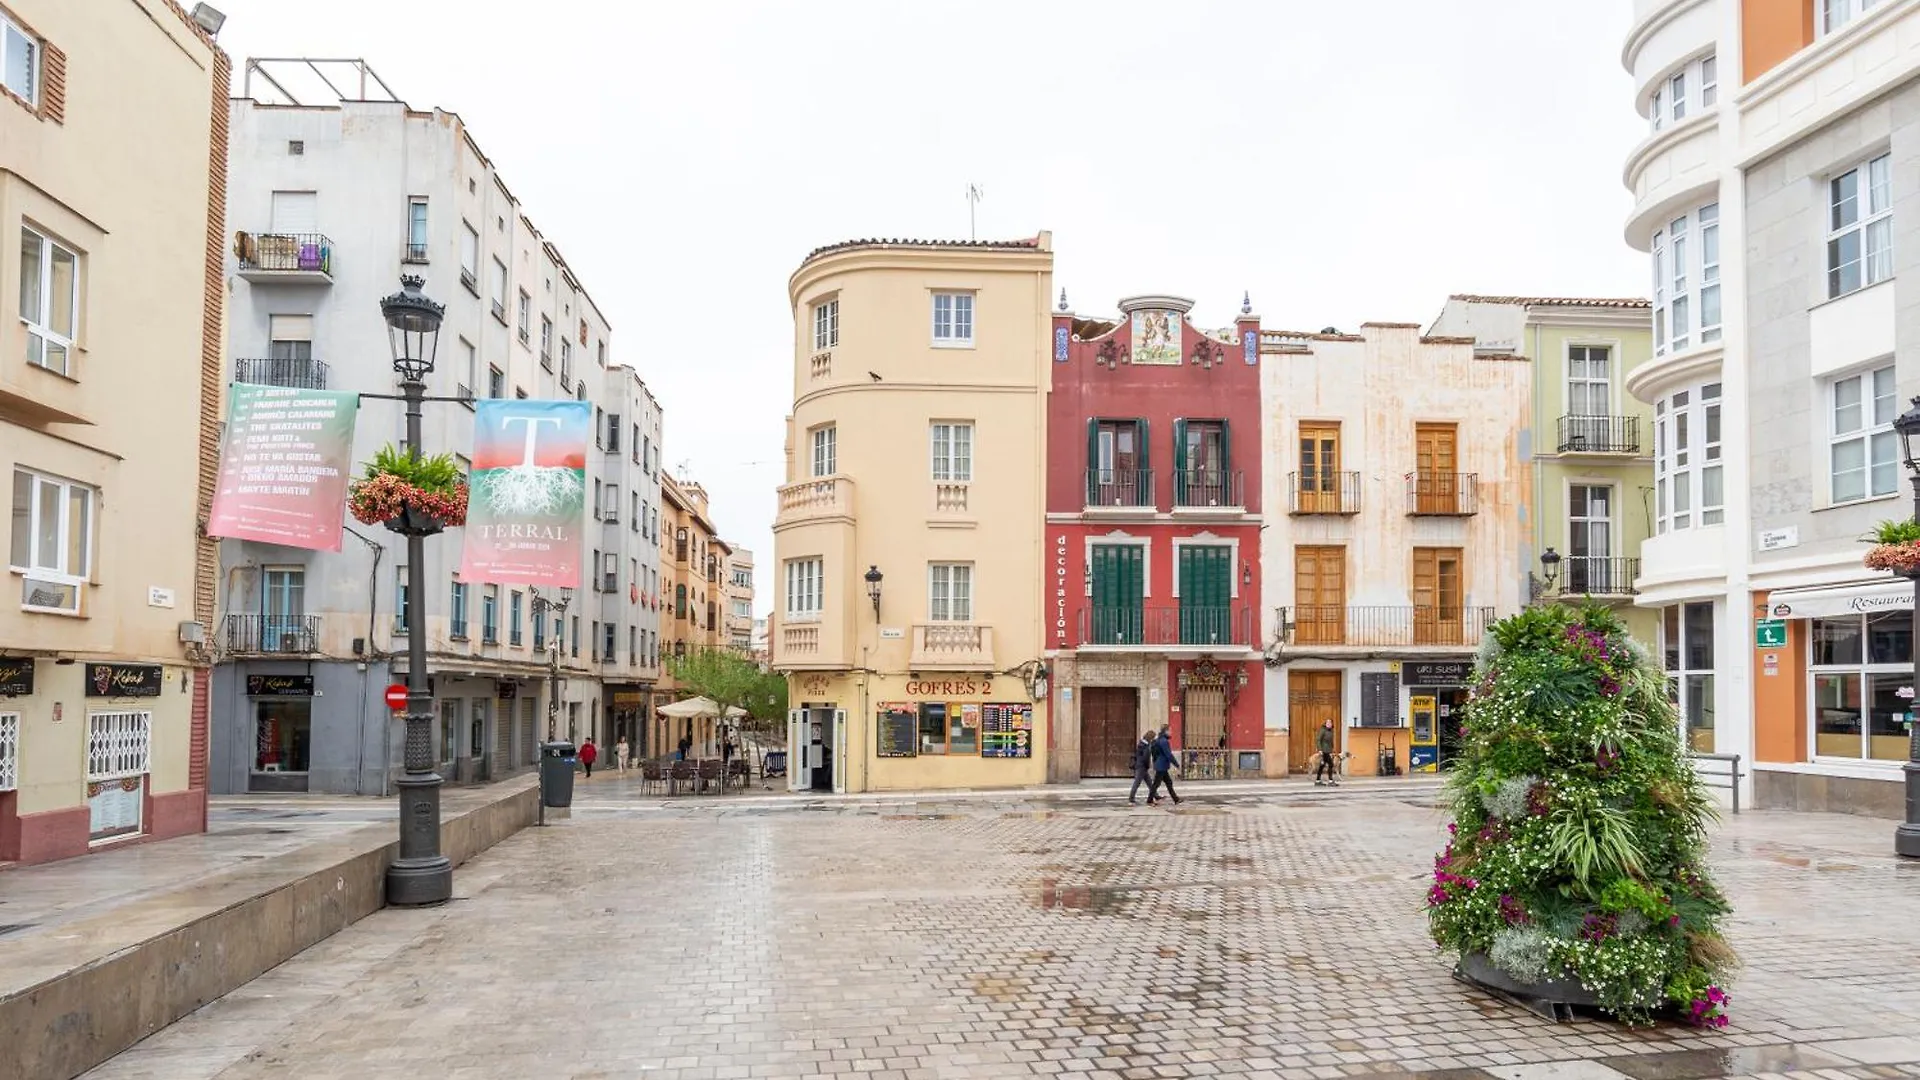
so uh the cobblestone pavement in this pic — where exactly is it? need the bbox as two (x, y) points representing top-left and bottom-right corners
(82, 783), (1920, 1080)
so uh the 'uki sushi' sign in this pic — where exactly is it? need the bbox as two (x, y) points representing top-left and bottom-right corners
(458, 400), (589, 588)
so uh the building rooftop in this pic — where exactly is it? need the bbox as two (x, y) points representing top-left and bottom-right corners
(1447, 293), (1650, 309)
(800, 235), (1049, 265)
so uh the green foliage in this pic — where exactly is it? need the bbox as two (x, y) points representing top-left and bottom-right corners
(668, 647), (785, 730)
(361, 444), (463, 495)
(1428, 602), (1735, 1025)
(1868, 519), (1920, 545)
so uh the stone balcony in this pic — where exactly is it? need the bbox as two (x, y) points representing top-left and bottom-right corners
(910, 623), (995, 670)
(774, 475), (854, 529)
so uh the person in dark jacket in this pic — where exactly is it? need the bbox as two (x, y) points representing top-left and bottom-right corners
(1148, 726), (1181, 806)
(1314, 719), (1340, 786)
(1128, 731), (1155, 805)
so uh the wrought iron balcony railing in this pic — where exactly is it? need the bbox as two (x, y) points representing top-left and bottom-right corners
(234, 357), (329, 389)
(1556, 414), (1641, 454)
(235, 231), (333, 277)
(1558, 555), (1640, 596)
(1084, 468), (1155, 508)
(1405, 471), (1479, 515)
(1277, 604), (1495, 647)
(1173, 469), (1245, 509)
(223, 614), (320, 654)
(1288, 471), (1361, 514)
(1076, 605), (1253, 648)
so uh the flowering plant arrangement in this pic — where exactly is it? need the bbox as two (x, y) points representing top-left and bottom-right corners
(1864, 519), (1920, 575)
(1428, 602), (1736, 1025)
(347, 445), (468, 531)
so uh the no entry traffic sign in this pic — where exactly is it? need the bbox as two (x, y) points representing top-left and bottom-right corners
(385, 683), (410, 711)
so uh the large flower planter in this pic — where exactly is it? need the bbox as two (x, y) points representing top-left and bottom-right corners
(382, 503), (446, 537)
(1865, 541), (1920, 576)
(1456, 951), (1602, 1019)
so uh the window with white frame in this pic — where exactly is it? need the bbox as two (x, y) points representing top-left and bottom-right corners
(1648, 53), (1716, 132)
(1829, 364), (1897, 504)
(1808, 611), (1911, 762)
(1661, 604), (1715, 753)
(2, 12), (39, 105)
(9, 468), (93, 613)
(930, 422), (973, 482)
(20, 225), (79, 375)
(1820, 0), (1883, 35)
(1651, 202), (1720, 356)
(811, 425), (837, 477)
(1653, 383), (1723, 533)
(490, 258), (508, 319)
(87, 710), (152, 781)
(932, 292), (975, 346)
(0, 711), (18, 792)
(1566, 345), (1612, 416)
(1828, 153), (1892, 299)
(928, 562), (974, 622)
(785, 558), (822, 620)
(813, 298), (838, 351)
(459, 222), (479, 288)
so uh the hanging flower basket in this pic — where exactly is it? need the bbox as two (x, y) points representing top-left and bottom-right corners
(346, 446), (468, 537)
(1864, 540), (1920, 576)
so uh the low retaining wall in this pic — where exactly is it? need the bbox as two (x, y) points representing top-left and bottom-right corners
(1753, 768), (1904, 819)
(0, 775), (538, 1080)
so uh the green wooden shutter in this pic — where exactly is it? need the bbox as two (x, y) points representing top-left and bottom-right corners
(1219, 418), (1232, 503)
(1180, 546), (1231, 644)
(1086, 418), (1100, 503)
(1091, 544), (1144, 644)
(1135, 418), (1150, 503)
(1173, 418), (1188, 504)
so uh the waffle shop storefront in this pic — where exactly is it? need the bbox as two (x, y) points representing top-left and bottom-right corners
(786, 671), (1049, 794)
(1754, 578), (1915, 817)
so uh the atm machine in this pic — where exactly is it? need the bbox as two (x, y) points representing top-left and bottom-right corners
(1409, 694), (1439, 773)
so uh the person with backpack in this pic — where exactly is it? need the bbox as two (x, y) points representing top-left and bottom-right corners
(1128, 730), (1155, 805)
(1148, 726), (1181, 806)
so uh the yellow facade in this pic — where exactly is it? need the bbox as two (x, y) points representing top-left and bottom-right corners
(773, 235), (1055, 792)
(651, 472), (728, 756)
(0, 0), (226, 861)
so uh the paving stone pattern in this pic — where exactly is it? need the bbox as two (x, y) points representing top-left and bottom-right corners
(82, 785), (1920, 1080)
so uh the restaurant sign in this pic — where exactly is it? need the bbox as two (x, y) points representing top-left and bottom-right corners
(246, 674), (314, 696)
(1399, 659), (1475, 687)
(85, 663), (163, 698)
(0, 655), (33, 697)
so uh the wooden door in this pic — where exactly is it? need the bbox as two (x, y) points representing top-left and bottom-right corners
(1080, 687), (1141, 777)
(1178, 545), (1232, 644)
(1293, 546), (1346, 644)
(1089, 544), (1144, 645)
(1288, 671), (1341, 772)
(1415, 423), (1459, 513)
(1298, 424), (1340, 512)
(1413, 547), (1464, 644)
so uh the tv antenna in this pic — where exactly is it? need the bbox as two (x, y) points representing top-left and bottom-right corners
(966, 183), (983, 241)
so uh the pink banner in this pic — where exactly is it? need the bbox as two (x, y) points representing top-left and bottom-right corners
(207, 384), (359, 552)
(458, 400), (589, 587)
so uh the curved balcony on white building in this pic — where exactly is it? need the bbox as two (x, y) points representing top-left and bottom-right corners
(1624, 341), (1722, 407)
(1623, 123), (1721, 251)
(1632, 527), (1731, 609)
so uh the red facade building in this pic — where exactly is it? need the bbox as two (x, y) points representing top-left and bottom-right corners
(1044, 294), (1266, 783)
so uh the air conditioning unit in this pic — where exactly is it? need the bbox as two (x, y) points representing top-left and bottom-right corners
(178, 620), (206, 644)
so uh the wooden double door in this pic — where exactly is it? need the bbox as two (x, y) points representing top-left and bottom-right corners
(1080, 686), (1141, 778)
(1288, 670), (1341, 772)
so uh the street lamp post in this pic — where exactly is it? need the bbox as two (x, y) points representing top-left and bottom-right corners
(1889, 398), (1920, 858)
(379, 275), (453, 906)
(1534, 548), (1561, 607)
(531, 586), (572, 741)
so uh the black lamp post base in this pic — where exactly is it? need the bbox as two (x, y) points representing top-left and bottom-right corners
(386, 855), (453, 906)
(1897, 763), (1920, 859)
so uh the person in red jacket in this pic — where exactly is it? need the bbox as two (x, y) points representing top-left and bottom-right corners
(579, 737), (598, 778)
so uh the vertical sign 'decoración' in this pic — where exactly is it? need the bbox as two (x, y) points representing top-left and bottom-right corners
(206, 383), (361, 552)
(459, 399), (590, 588)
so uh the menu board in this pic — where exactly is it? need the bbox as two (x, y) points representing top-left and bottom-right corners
(1358, 672), (1403, 728)
(876, 704), (917, 757)
(980, 702), (1033, 758)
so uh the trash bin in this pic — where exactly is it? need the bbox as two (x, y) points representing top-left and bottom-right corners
(540, 741), (577, 808)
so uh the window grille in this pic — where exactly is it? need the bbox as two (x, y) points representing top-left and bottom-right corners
(87, 711), (152, 781)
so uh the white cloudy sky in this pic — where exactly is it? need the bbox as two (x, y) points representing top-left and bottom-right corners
(212, 0), (1648, 614)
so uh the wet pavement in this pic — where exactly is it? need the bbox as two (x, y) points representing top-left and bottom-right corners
(78, 777), (1920, 1080)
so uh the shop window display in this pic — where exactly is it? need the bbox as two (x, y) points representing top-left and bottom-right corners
(1808, 612), (1912, 761)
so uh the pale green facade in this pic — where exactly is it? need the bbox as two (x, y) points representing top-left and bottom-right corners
(1428, 297), (1657, 648)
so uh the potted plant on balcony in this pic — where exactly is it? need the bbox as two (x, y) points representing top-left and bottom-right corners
(1428, 602), (1735, 1027)
(347, 445), (468, 537)
(1863, 519), (1920, 577)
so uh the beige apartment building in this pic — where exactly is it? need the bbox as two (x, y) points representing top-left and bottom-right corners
(1, 0), (227, 863)
(725, 545), (755, 652)
(651, 471), (729, 756)
(772, 235), (1055, 793)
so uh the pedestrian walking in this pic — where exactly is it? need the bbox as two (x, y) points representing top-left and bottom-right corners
(579, 737), (598, 779)
(677, 734), (692, 761)
(1128, 730), (1155, 805)
(1148, 726), (1181, 806)
(722, 735), (736, 764)
(614, 736), (631, 773)
(1313, 719), (1340, 786)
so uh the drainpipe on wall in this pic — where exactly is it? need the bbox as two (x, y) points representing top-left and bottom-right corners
(1533, 319), (1546, 600)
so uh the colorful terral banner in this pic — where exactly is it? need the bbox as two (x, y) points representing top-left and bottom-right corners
(206, 383), (360, 552)
(459, 399), (589, 587)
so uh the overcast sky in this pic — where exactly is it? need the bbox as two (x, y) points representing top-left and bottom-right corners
(212, 0), (1648, 615)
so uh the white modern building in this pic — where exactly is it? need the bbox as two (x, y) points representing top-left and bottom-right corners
(1622, 0), (1920, 817)
(211, 59), (659, 794)
(599, 364), (666, 746)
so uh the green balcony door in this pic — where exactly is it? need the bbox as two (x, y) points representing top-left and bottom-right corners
(1089, 544), (1144, 644)
(1179, 545), (1232, 645)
